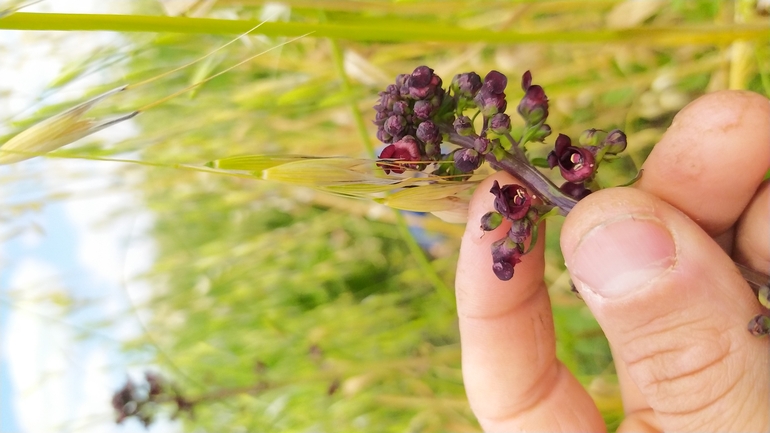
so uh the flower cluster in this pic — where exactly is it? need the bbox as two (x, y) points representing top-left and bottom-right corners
(479, 181), (538, 280)
(111, 372), (193, 427)
(374, 67), (630, 281)
(547, 128), (627, 199)
(373, 66), (447, 174)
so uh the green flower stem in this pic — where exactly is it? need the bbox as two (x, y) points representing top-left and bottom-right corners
(503, 131), (528, 162)
(446, 130), (577, 215)
(2, 13), (769, 45)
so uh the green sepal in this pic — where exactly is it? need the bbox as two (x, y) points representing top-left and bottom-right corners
(524, 222), (539, 254)
(491, 143), (508, 163)
(522, 206), (560, 254)
(618, 169), (644, 187)
(530, 157), (550, 168)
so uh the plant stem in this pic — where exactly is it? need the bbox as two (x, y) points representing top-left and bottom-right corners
(445, 130), (577, 215)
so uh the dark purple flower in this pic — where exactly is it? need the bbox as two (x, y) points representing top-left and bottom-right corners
(378, 135), (422, 174)
(489, 113), (511, 134)
(452, 72), (483, 98)
(416, 120), (441, 145)
(453, 148), (482, 173)
(517, 71), (548, 124)
(112, 380), (138, 423)
(453, 116), (474, 136)
(408, 66), (443, 99)
(547, 134), (596, 183)
(489, 181), (532, 221)
(491, 237), (523, 281)
(559, 182), (592, 200)
(145, 372), (163, 397)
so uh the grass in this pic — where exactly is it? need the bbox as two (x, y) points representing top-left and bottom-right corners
(1, 1), (768, 431)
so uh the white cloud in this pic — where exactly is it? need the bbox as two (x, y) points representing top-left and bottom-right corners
(4, 259), (76, 433)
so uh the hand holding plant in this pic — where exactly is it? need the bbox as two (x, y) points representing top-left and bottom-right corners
(456, 90), (770, 431)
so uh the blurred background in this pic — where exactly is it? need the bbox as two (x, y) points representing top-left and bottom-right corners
(1, 0), (768, 432)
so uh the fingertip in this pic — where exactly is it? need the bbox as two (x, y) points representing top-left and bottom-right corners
(456, 171), (546, 316)
(637, 90), (770, 235)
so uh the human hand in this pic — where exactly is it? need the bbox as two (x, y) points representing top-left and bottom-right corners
(455, 90), (770, 432)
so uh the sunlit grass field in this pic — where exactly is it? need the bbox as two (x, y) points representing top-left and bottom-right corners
(1, 1), (768, 431)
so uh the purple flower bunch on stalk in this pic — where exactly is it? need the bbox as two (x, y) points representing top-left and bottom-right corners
(111, 372), (193, 427)
(373, 66), (628, 281)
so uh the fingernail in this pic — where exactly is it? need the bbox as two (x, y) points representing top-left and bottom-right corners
(570, 217), (676, 298)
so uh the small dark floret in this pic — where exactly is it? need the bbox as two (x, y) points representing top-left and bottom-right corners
(491, 237), (523, 281)
(547, 134), (596, 183)
(517, 71), (548, 124)
(490, 180), (532, 221)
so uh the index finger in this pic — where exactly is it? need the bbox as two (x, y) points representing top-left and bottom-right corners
(456, 171), (604, 432)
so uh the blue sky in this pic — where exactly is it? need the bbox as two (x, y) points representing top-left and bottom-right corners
(0, 2), (178, 431)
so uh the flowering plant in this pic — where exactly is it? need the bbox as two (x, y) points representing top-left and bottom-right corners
(372, 66), (631, 281)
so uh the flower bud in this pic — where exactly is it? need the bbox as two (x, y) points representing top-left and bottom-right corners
(475, 90), (507, 117)
(602, 129), (627, 155)
(392, 100), (409, 116)
(408, 66), (442, 99)
(413, 100), (434, 120)
(453, 148), (482, 173)
(473, 136), (491, 154)
(424, 142), (441, 158)
(483, 70), (508, 94)
(376, 128), (392, 144)
(508, 217), (532, 243)
(489, 113), (511, 134)
(578, 128), (608, 147)
(517, 71), (548, 124)
(451, 72), (483, 98)
(530, 123), (552, 142)
(416, 120), (441, 145)
(521, 70), (532, 91)
(384, 115), (407, 137)
(480, 211), (503, 231)
(453, 116), (474, 136)
(491, 237), (522, 281)
(748, 314), (770, 337)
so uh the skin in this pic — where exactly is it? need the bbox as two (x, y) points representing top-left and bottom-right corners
(455, 90), (770, 432)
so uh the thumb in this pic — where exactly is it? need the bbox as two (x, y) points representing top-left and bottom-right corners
(561, 187), (769, 432)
